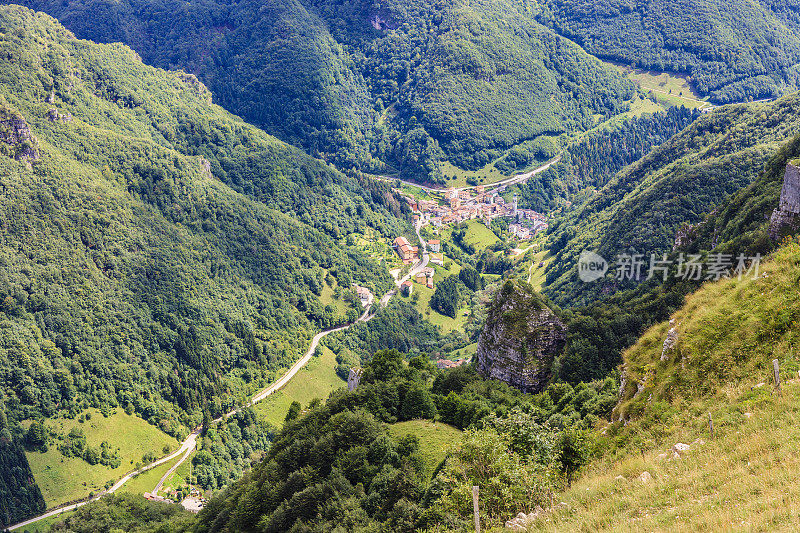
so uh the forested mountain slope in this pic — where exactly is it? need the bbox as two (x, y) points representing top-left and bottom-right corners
(544, 93), (800, 307)
(0, 4), (401, 449)
(539, 0), (800, 103)
(517, 105), (700, 212)
(15, 0), (636, 181)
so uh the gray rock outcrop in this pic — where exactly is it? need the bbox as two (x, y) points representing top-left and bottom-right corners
(47, 107), (73, 123)
(0, 108), (39, 162)
(476, 280), (566, 393)
(768, 163), (800, 239)
(660, 322), (679, 361)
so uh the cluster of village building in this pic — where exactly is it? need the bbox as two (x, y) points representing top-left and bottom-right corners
(391, 185), (549, 294)
(435, 357), (469, 370)
(404, 186), (548, 241)
(144, 489), (207, 513)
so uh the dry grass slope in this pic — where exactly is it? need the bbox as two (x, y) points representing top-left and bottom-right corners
(521, 240), (800, 531)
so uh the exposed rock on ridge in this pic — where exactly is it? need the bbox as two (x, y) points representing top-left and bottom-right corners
(769, 163), (800, 239)
(0, 105), (38, 162)
(476, 280), (566, 393)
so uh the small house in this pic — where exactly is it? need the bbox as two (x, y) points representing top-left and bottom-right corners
(401, 279), (413, 296)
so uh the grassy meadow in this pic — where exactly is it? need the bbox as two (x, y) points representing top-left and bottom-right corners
(408, 283), (470, 334)
(439, 160), (509, 188)
(605, 61), (713, 111)
(387, 420), (461, 479)
(439, 219), (501, 251)
(533, 385), (800, 532)
(319, 281), (352, 321)
(527, 249), (554, 291)
(251, 345), (346, 427)
(26, 409), (179, 506)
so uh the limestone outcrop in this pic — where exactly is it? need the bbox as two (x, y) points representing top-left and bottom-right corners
(0, 106), (38, 162)
(768, 163), (800, 239)
(476, 280), (566, 393)
(46, 107), (73, 123)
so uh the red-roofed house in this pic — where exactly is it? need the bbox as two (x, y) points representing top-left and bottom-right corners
(394, 236), (418, 262)
(401, 279), (413, 296)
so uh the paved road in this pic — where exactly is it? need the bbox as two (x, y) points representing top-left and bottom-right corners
(8, 429), (201, 530)
(152, 437), (196, 496)
(378, 153), (562, 194)
(9, 292), (378, 531)
(483, 153), (561, 191)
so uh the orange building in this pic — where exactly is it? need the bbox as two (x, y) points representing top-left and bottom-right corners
(394, 236), (418, 262)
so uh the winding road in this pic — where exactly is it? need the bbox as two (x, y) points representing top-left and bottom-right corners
(8, 257), (431, 531)
(8, 430), (201, 531)
(378, 153), (562, 194)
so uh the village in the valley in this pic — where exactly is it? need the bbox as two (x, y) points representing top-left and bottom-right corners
(407, 185), (549, 239)
(393, 184), (549, 286)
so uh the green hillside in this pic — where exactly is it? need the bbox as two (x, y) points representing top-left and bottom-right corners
(386, 420), (461, 478)
(42, 242), (800, 530)
(529, 239), (800, 531)
(539, 0), (800, 103)
(16, 0), (636, 182)
(613, 240), (800, 443)
(0, 4), (410, 516)
(544, 93), (800, 307)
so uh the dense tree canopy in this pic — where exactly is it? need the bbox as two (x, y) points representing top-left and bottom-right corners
(538, 0), (800, 103)
(517, 106), (700, 212)
(19, 0), (636, 182)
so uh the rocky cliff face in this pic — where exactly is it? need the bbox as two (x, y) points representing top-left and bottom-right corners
(476, 280), (566, 393)
(0, 106), (39, 162)
(768, 163), (800, 239)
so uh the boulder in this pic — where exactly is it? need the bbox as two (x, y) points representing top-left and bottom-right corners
(769, 163), (800, 240)
(476, 280), (566, 393)
(639, 471), (652, 483)
(660, 327), (679, 361)
(0, 107), (39, 162)
(672, 443), (691, 454)
(505, 519), (526, 531)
